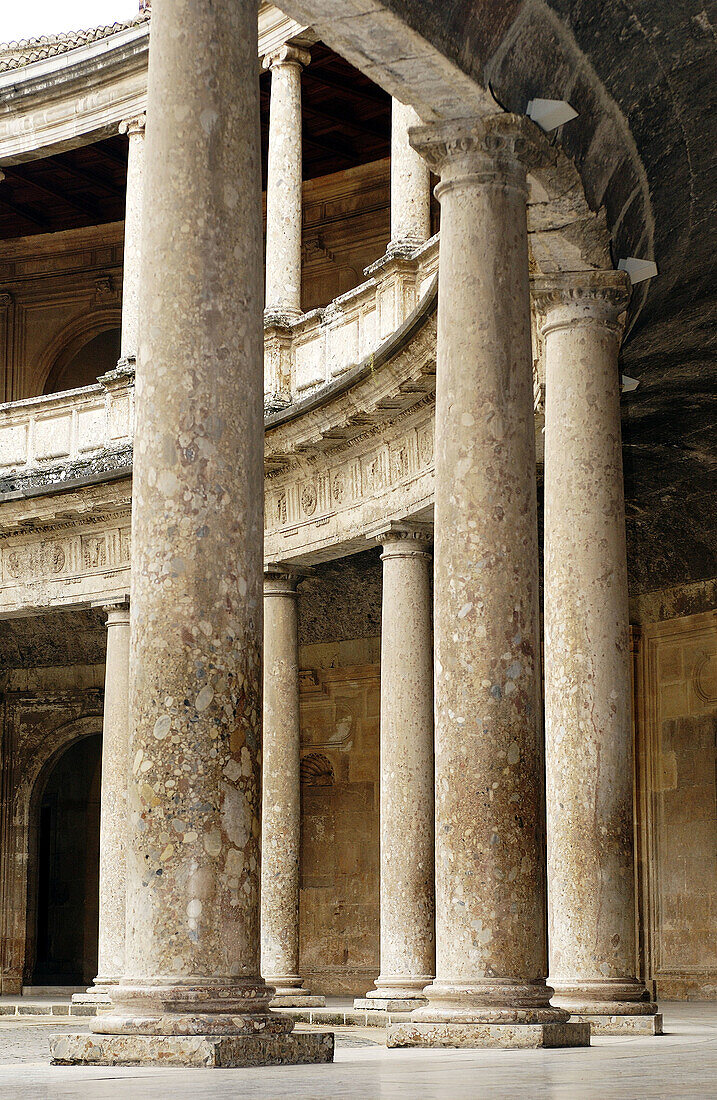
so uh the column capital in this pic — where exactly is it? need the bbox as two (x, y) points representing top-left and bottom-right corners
(262, 43), (311, 71)
(533, 270), (631, 337)
(264, 563), (312, 596)
(409, 113), (552, 197)
(118, 114), (146, 138)
(368, 521), (433, 558)
(103, 602), (130, 625)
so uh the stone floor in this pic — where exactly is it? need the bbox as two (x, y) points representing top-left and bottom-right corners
(0, 1002), (714, 1097)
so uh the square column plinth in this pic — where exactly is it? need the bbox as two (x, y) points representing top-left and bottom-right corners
(387, 1021), (590, 1049)
(569, 1012), (663, 1036)
(50, 1030), (334, 1068)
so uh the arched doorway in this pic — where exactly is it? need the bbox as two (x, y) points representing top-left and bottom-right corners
(31, 735), (102, 987)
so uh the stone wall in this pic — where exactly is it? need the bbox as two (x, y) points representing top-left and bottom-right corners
(635, 603), (717, 999)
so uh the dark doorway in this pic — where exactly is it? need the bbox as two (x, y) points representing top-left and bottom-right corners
(32, 735), (102, 986)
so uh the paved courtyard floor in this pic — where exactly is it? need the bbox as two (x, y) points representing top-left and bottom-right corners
(0, 1001), (714, 1098)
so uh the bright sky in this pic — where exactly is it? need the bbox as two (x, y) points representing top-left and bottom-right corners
(0, 0), (139, 43)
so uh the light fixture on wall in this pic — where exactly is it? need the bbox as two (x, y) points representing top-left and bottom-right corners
(526, 98), (579, 131)
(618, 257), (659, 283)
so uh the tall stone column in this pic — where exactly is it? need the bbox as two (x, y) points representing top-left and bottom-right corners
(535, 271), (661, 1036)
(355, 524), (435, 1014)
(75, 605), (130, 1004)
(389, 100), (431, 254)
(388, 115), (588, 1050)
(50, 0), (331, 1069)
(263, 44), (310, 324)
(261, 568), (323, 1008)
(117, 115), (146, 366)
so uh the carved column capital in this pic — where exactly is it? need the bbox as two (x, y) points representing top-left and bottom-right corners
(368, 520), (433, 558)
(409, 113), (552, 197)
(262, 44), (311, 71)
(118, 114), (146, 139)
(264, 563), (312, 597)
(533, 270), (631, 338)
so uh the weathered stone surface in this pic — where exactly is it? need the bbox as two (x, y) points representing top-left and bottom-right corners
(389, 100), (431, 251)
(567, 1011), (663, 1036)
(387, 1021), (591, 1049)
(356, 524), (434, 1011)
(49, 1030), (334, 1067)
(84, 0), (314, 1058)
(263, 44), (310, 325)
(262, 568), (323, 1008)
(537, 271), (658, 1028)
(405, 113), (582, 1046)
(84, 605), (130, 996)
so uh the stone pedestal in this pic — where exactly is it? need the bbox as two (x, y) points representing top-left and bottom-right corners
(73, 605), (130, 1007)
(263, 44), (310, 324)
(50, 0), (331, 1069)
(389, 100), (431, 254)
(354, 524), (434, 1014)
(388, 114), (587, 1050)
(536, 271), (661, 1037)
(117, 114), (145, 368)
(262, 568), (324, 1009)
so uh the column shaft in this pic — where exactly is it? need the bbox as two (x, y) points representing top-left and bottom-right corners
(53, 0), (333, 1068)
(263, 45), (309, 323)
(118, 116), (145, 365)
(390, 100), (431, 252)
(388, 114), (587, 1050)
(537, 271), (661, 1035)
(355, 526), (435, 1012)
(261, 569), (323, 1007)
(75, 605), (130, 1006)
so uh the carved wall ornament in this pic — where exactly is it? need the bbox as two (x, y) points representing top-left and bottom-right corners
(93, 275), (117, 306)
(300, 752), (335, 787)
(40, 542), (65, 574)
(301, 481), (317, 516)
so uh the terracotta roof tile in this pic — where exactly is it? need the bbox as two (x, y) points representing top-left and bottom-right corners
(0, 10), (149, 74)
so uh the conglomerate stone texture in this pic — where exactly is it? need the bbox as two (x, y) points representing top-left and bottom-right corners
(82, 0), (329, 1064)
(538, 272), (659, 1032)
(405, 114), (583, 1043)
(358, 528), (434, 1009)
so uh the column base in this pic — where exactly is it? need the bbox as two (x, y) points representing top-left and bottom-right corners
(71, 992), (111, 1006)
(354, 996), (426, 1012)
(50, 1030), (334, 1068)
(270, 993), (326, 1008)
(387, 1020), (590, 1049)
(266, 976), (325, 1008)
(567, 1011), (662, 1035)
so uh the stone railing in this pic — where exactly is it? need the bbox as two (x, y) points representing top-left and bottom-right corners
(0, 367), (134, 481)
(264, 236), (439, 407)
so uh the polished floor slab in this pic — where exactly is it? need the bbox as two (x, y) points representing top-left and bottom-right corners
(0, 1002), (715, 1097)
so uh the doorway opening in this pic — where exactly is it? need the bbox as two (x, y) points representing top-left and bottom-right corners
(31, 734), (102, 986)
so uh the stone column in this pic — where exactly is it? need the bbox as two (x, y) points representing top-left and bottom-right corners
(355, 524), (435, 1014)
(117, 115), (146, 367)
(263, 44), (310, 325)
(389, 100), (431, 254)
(76, 605), (130, 1004)
(535, 271), (661, 1036)
(388, 115), (588, 1050)
(261, 568), (323, 1008)
(50, 0), (331, 1069)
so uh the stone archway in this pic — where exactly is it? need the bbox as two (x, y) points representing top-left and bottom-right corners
(0, 714), (103, 994)
(28, 734), (102, 987)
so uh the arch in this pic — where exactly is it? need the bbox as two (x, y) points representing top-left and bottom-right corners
(3, 715), (103, 991)
(33, 309), (122, 397)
